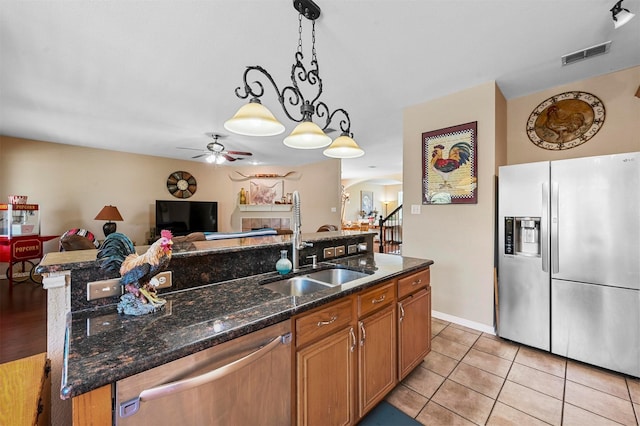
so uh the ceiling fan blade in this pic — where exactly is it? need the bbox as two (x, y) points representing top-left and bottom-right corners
(192, 154), (208, 159)
(177, 147), (205, 152)
(226, 150), (253, 156)
(223, 154), (237, 162)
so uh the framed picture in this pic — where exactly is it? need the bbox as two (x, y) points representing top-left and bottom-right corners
(422, 121), (477, 205)
(249, 179), (284, 204)
(361, 190), (373, 215)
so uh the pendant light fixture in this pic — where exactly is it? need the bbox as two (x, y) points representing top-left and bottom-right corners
(224, 0), (364, 159)
(610, 0), (635, 29)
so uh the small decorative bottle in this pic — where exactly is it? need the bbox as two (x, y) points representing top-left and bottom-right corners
(239, 188), (247, 204)
(275, 250), (292, 275)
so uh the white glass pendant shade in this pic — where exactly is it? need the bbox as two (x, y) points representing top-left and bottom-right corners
(283, 121), (332, 149)
(224, 102), (285, 136)
(614, 9), (635, 28)
(323, 134), (365, 158)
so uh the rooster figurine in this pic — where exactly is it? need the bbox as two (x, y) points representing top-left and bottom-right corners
(430, 142), (472, 188)
(97, 230), (173, 315)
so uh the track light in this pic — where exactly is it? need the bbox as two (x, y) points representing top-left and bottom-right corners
(611, 0), (635, 29)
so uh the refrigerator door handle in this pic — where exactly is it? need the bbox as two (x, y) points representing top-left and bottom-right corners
(541, 182), (549, 272)
(551, 182), (559, 274)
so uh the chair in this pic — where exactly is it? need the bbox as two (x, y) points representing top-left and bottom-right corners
(59, 228), (100, 251)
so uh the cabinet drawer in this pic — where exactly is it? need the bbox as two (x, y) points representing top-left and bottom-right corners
(398, 268), (430, 299)
(296, 298), (354, 347)
(358, 282), (395, 318)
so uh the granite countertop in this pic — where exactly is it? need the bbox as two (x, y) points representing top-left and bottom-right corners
(61, 252), (433, 399)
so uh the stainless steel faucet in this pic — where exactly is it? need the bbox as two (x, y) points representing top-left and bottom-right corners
(292, 190), (313, 272)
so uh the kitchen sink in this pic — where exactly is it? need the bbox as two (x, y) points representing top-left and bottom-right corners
(261, 268), (371, 296)
(262, 276), (331, 296)
(305, 268), (370, 286)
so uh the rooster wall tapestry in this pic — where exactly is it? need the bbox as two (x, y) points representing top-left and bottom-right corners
(422, 122), (477, 205)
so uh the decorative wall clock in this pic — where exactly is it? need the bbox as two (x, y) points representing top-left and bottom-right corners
(167, 171), (197, 198)
(526, 91), (605, 150)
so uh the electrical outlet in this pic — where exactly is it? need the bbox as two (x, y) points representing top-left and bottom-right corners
(411, 204), (421, 214)
(87, 278), (121, 301)
(331, 207), (337, 212)
(323, 247), (335, 259)
(154, 271), (173, 289)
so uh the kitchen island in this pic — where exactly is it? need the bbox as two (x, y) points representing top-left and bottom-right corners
(37, 231), (433, 425)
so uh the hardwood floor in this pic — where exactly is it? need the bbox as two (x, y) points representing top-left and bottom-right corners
(0, 278), (47, 364)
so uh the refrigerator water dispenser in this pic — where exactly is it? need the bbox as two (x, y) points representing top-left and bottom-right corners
(504, 217), (541, 256)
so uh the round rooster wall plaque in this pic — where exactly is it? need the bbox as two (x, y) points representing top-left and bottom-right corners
(526, 91), (605, 150)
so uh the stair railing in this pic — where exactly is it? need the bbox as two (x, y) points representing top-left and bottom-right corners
(378, 205), (402, 254)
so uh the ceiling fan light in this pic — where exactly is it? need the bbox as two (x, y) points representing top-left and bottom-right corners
(323, 134), (365, 158)
(206, 154), (216, 163)
(224, 100), (285, 136)
(283, 121), (332, 149)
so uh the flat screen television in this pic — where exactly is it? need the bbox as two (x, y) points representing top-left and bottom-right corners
(155, 200), (218, 236)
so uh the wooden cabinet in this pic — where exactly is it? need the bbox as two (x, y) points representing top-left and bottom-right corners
(71, 266), (432, 426)
(397, 269), (431, 380)
(294, 281), (400, 425)
(72, 385), (111, 426)
(357, 304), (396, 417)
(356, 282), (396, 418)
(296, 326), (357, 426)
(295, 298), (356, 426)
(0, 353), (51, 426)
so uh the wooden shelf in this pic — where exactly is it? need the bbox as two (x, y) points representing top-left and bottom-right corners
(238, 204), (293, 212)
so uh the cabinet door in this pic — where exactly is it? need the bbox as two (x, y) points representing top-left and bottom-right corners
(358, 305), (397, 418)
(398, 288), (431, 380)
(297, 326), (356, 426)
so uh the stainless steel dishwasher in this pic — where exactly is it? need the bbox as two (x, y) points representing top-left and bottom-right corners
(115, 321), (292, 425)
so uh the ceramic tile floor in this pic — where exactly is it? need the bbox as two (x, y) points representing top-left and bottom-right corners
(385, 317), (640, 425)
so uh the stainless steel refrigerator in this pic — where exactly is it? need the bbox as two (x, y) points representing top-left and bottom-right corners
(498, 152), (639, 377)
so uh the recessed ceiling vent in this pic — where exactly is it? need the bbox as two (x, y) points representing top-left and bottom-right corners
(561, 41), (612, 66)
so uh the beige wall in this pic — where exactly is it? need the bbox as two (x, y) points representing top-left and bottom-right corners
(342, 181), (402, 223)
(402, 66), (639, 329)
(0, 136), (341, 256)
(403, 81), (507, 328)
(507, 66), (640, 163)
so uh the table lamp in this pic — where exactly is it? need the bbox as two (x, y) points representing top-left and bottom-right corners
(94, 205), (123, 237)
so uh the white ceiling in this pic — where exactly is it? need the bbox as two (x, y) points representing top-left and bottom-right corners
(1, 0), (639, 182)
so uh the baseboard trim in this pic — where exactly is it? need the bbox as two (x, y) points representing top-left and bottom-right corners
(432, 310), (496, 335)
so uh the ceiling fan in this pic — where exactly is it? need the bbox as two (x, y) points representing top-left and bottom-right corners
(179, 133), (253, 164)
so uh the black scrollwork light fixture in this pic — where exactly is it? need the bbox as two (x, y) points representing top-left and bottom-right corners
(610, 0), (635, 29)
(224, 0), (364, 159)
